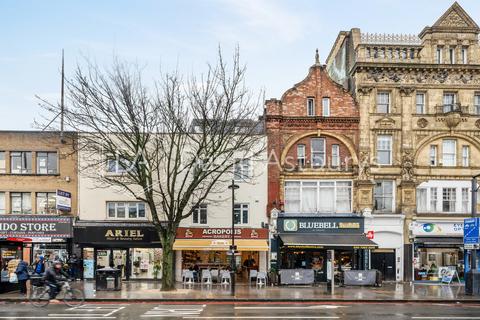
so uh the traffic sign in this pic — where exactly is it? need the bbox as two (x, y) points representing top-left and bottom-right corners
(464, 218), (480, 245)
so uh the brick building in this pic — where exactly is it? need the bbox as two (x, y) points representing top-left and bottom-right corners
(266, 53), (380, 283)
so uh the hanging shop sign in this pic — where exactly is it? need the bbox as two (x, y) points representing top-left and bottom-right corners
(74, 222), (160, 245)
(56, 190), (72, 212)
(0, 215), (73, 238)
(277, 216), (364, 234)
(411, 221), (463, 237)
(176, 227), (268, 239)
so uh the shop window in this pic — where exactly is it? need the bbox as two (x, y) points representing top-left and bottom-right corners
(37, 152), (57, 174)
(10, 151), (32, 174)
(233, 159), (250, 181)
(296, 144), (305, 167)
(234, 203), (249, 224)
(284, 180), (352, 214)
(107, 202), (146, 219)
(374, 181), (394, 213)
(36, 192), (56, 214)
(11, 192), (32, 214)
(462, 146), (469, 167)
(416, 93), (425, 114)
(322, 98), (330, 117)
(0, 192), (4, 214)
(131, 248), (163, 279)
(442, 139), (456, 166)
(307, 98), (315, 116)
(376, 135), (392, 165)
(376, 92), (390, 113)
(331, 144), (339, 167)
(430, 145), (437, 166)
(442, 188), (456, 212)
(193, 204), (207, 224)
(0, 152), (5, 173)
(311, 138), (325, 167)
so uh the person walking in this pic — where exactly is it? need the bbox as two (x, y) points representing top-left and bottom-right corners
(15, 260), (30, 296)
(32, 256), (45, 275)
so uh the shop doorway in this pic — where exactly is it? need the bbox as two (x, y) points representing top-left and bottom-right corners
(371, 250), (395, 281)
(95, 248), (129, 280)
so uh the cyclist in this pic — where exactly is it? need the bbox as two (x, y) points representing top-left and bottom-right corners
(43, 260), (70, 301)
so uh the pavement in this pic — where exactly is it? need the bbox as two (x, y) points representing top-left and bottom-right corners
(0, 302), (479, 319)
(1, 280), (479, 303)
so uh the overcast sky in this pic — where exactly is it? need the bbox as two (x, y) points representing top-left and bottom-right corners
(1, 0), (479, 130)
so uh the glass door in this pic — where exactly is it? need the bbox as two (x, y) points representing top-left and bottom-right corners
(96, 249), (111, 269)
(112, 249), (128, 279)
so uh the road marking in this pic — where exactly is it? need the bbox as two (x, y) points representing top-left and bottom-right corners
(412, 318), (480, 320)
(183, 317), (339, 319)
(141, 304), (206, 318)
(0, 317), (116, 319)
(49, 304), (128, 318)
(235, 306), (347, 310)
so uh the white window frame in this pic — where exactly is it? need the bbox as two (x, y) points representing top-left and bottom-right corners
(106, 157), (130, 174)
(10, 192), (32, 214)
(462, 145), (470, 167)
(37, 152), (58, 175)
(234, 203), (249, 225)
(376, 135), (392, 165)
(233, 159), (251, 181)
(442, 139), (456, 167)
(416, 92), (425, 114)
(107, 202), (146, 220)
(462, 47), (468, 64)
(322, 97), (330, 117)
(374, 180), (395, 213)
(192, 204), (208, 225)
(0, 152), (5, 174)
(376, 92), (390, 113)
(311, 138), (326, 167)
(442, 187), (457, 213)
(430, 145), (437, 166)
(36, 192), (56, 214)
(417, 181), (472, 214)
(436, 47), (443, 64)
(443, 93), (456, 113)
(307, 98), (315, 116)
(331, 144), (340, 167)
(474, 94), (480, 115)
(462, 187), (469, 213)
(297, 144), (306, 167)
(449, 47), (455, 64)
(0, 192), (5, 214)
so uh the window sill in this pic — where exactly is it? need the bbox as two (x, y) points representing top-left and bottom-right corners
(0, 173), (61, 177)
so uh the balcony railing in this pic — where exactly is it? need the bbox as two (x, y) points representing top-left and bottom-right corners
(435, 103), (474, 115)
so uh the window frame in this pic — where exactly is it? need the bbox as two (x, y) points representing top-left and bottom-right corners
(443, 93), (456, 113)
(233, 203), (249, 225)
(296, 144), (306, 167)
(36, 152), (58, 175)
(442, 139), (457, 167)
(307, 97), (315, 116)
(474, 93), (480, 115)
(0, 151), (5, 174)
(462, 145), (470, 167)
(106, 201), (146, 220)
(311, 138), (326, 167)
(449, 47), (455, 64)
(436, 47), (443, 64)
(442, 187), (457, 213)
(462, 47), (468, 64)
(192, 204), (208, 225)
(322, 97), (330, 117)
(415, 92), (425, 114)
(430, 145), (438, 166)
(10, 192), (32, 214)
(0, 192), (5, 214)
(36, 192), (57, 214)
(331, 144), (340, 167)
(10, 151), (32, 174)
(233, 159), (251, 181)
(376, 135), (392, 165)
(373, 180), (395, 213)
(376, 92), (390, 113)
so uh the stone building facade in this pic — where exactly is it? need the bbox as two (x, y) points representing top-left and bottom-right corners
(326, 2), (480, 281)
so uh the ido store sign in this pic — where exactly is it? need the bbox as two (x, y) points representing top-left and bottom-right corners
(0, 215), (73, 241)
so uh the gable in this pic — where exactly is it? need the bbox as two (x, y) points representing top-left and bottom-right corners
(432, 2), (479, 30)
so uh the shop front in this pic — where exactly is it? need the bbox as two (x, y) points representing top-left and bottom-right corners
(173, 227), (269, 282)
(364, 214), (405, 282)
(74, 221), (162, 280)
(274, 216), (377, 284)
(411, 219), (464, 282)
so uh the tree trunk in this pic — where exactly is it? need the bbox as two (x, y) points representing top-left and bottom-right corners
(160, 230), (176, 291)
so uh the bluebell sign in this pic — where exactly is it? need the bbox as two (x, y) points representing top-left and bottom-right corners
(463, 218), (480, 245)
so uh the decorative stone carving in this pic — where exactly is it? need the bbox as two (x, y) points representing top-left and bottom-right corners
(415, 72), (429, 83)
(366, 69), (383, 82)
(439, 11), (469, 27)
(401, 150), (414, 182)
(387, 71), (401, 82)
(399, 86), (415, 96)
(476, 119), (480, 129)
(458, 73), (473, 84)
(376, 117), (396, 128)
(432, 70), (449, 83)
(358, 151), (371, 180)
(357, 86), (373, 95)
(445, 112), (462, 129)
(417, 118), (428, 128)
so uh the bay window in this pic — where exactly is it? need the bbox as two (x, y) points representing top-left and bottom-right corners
(311, 138), (325, 167)
(0, 192), (4, 214)
(284, 180), (352, 214)
(417, 181), (471, 214)
(462, 188), (469, 213)
(442, 188), (456, 212)
(442, 139), (456, 166)
(374, 181), (394, 212)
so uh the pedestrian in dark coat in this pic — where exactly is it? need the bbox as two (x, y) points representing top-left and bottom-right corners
(15, 260), (30, 295)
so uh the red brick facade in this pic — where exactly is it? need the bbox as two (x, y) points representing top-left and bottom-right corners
(265, 63), (359, 215)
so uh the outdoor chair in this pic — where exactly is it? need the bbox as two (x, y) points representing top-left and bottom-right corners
(183, 270), (195, 285)
(256, 271), (267, 286)
(220, 270), (231, 285)
(210, 269), (219, 283)
(249, 269), (258, 284)
(201, 269), (212, 285)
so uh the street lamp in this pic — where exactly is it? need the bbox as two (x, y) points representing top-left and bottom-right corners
(228, 179), (239, 297)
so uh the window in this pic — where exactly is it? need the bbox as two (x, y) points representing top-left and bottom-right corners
(430, 188), (438, 212)
(0, 152), (5, 173)
(474, 94), (480, 115)
(462, 188), (469, 213)
(442, 188), (456, 212)
(417, 189), (427, 213)
(430, 145), (437, 166)
(37, 152), (58, 174)
(36, 192), (56, 214)
(10, 192), (32, 214)
(106, 157), (130, 174)
(107, 202), (146, 219)
(449, 47), (455, 64)
(311, 138), (325, 167)
(443, 93), (456, 113)
(234, 203), (249, 224)
(374, 181), (394, 212)
(442, 139), (456, 166)
(10, 151), (32, 174)
(436, 47), (443, 64)
(233, 159), (251, 180)
(322, 98), (330, 116)
(376, 92), (390, 113)
(331, 144), (340, 167)
(0, 192), (4, 214)
(377, 135), (392, 165)
(307, 98), (315, 116)
(284, 180), (352, 214)
(297, 144), (305, 167)
(416, 93), (425, 114)
(192, 204), (207, 224)
(462, 146), (470, 167)
(462, 47), (468, 64)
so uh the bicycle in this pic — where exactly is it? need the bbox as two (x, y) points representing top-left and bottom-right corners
(30, 279), (85, 307)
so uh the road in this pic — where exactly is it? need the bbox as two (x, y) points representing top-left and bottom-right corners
(0, 302), (479, 319)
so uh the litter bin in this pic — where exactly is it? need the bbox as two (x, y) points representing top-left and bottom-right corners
(95, 267), (122, 291)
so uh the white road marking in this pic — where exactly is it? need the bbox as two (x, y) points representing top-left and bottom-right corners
(182, 317), (339, 319)
(0, 317), (116, 319)
(141, 304), (206, 318)
(235, 305), (347, 310)
(50, 303), (128, 318)
(412, 318), (480, 320)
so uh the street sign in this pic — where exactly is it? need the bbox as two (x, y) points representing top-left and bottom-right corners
(464, 218), (480, 245)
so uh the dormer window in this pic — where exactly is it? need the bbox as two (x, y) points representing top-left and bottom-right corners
(307, 98), (315, 116)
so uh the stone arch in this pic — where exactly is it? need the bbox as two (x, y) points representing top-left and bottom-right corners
(280, 131), (358, 166)
(414, 132), (480, 165)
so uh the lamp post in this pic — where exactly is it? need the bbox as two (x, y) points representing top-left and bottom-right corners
(471, 174), (480, 270)
(228, 179), (239, 297)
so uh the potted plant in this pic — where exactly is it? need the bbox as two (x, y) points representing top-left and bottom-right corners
(153, 262), (162, 280)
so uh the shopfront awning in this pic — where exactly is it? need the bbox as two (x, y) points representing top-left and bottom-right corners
(279, 234), (377, 249)
(173, 239), (269, 251)
(415, 237), (463, 247)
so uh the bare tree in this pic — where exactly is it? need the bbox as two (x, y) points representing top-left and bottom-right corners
(38, 49), (264, 291)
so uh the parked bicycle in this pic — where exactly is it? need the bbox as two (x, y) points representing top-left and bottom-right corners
(30, 279), (85, 307)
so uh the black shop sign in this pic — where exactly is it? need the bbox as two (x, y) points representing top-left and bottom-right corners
(0, 215), (73, 238)
(74, 222), (161, 246)
(278, 216), (364, 234)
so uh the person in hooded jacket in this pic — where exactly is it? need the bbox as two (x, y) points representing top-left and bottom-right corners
(15, 260), (30, 295)
(32, 256), (45, 275)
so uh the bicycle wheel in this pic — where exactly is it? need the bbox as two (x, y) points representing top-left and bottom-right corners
(30, 286), (50, 307)
(63, 288), (85, 307)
